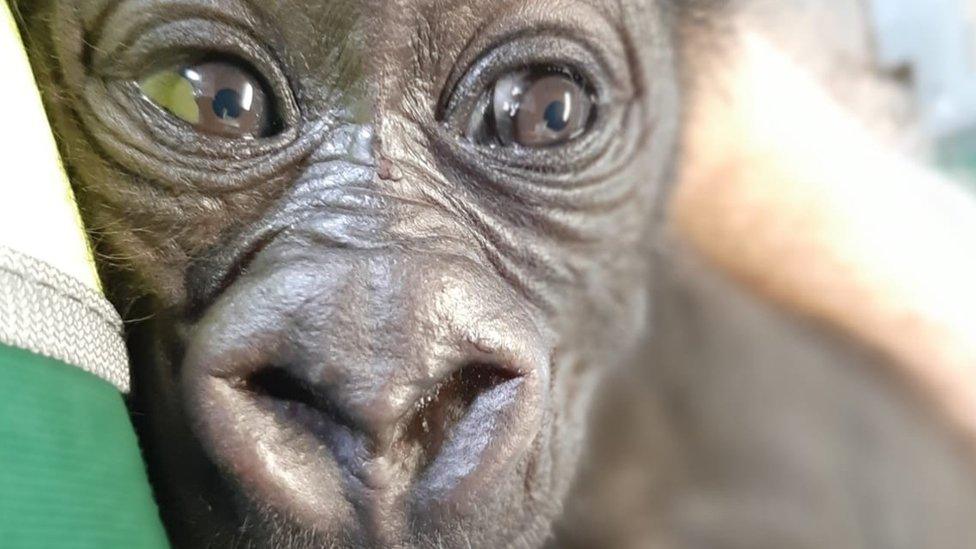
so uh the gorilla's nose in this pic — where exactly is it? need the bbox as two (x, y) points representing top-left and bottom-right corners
(240, 335), (525, 490)
(182, 247), (549, 533)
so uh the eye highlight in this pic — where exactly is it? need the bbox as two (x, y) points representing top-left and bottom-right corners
(466, 67), (595, 149)
(139, 60), (275, 139)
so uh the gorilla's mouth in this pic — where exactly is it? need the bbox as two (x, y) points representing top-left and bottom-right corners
(243, 362), (522, 474)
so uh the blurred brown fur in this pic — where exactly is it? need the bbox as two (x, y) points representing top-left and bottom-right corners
(557, 3), (976, 547)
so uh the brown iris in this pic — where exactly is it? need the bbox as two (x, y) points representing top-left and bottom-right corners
(468, 67), (595, 149)
(139, 60), (273, 139)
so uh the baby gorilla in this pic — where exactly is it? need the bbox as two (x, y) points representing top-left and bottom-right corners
(20, 0), (976, 546)
(14, 0), (688, 546)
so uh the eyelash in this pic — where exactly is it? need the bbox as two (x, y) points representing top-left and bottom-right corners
(462, 65), (597, 148)
(433, 36), (620, 175)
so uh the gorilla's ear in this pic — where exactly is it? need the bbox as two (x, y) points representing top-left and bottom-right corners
(673, 31), (976, 445)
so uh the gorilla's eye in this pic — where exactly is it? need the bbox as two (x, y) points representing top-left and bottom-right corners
(467, 67), (595, 148)
(139, 60), (275, 139)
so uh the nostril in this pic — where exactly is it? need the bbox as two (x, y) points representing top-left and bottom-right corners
(237, 361), (526, 484)
(243, 367), (351, 436)
(405, 363), (521, 470)
(246, 367), (320, 408)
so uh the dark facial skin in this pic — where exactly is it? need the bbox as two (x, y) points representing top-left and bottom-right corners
(21, 0), (976, 547)
(16, 0), (684, 546)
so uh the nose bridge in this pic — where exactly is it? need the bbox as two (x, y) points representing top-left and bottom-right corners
(219, 120), (544, 444)
(324, 254), (444, 429)
(279, 120), (475, 258)
(185, 185), (551, 515)
(288, 249), (532, 436)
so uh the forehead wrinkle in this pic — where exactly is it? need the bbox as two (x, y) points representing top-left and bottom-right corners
(240, 0), (370, 108)
(104, 0), (259, 26)
(77, 0), (262, 50)
(240, 0), (365, 54)
(407, 0), (630, 63)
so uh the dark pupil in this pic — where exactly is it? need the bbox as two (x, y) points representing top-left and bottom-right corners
(213, 88), (242, 119)
(543, 100), (568, 132)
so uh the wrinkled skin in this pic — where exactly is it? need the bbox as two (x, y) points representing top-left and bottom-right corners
(17, 0), (976, 547)
(16, 0), (680, 546)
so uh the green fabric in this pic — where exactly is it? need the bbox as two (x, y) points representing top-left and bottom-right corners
(0, 344), (169, 548)
(938, 130), (976, 194)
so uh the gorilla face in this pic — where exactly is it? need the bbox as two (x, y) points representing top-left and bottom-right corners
(16, 0), (682, 545)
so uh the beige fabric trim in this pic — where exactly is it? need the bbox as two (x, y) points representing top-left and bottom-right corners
(0, 246), (129, 392)
(0, 2), (101, 290)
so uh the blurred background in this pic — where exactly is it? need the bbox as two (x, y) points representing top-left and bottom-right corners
(870, 0), (976, 187)
(738, 0), (976, 190)
(554, 3), (976, 546)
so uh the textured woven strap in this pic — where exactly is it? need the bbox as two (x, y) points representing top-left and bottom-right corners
(0, 245), (129, 392)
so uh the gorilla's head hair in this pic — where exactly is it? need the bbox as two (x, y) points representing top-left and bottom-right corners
(13, 0), (718, 546)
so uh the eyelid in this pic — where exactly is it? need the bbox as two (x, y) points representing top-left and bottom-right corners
(93, 17), (302, 154)
(86, 1), (261, 63)
(438, 33), (624, 158)
(439, 35), (614, 125)
(94, 17), (298, 128)
(435, 2), (633, 117)
(96, 17), (261, 77)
